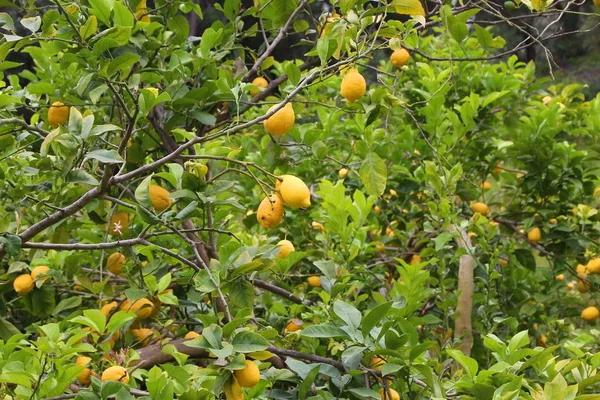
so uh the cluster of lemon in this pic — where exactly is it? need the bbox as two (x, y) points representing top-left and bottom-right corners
(13, 265), (51, 295)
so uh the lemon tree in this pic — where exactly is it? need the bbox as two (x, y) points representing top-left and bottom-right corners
(0, 0), (599, 399)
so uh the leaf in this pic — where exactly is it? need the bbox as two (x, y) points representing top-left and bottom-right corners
(106, 311), (136, 334)
(298, 366), (320, 400)
(0, 318), (20, 341)
(508, 330), (530, 353)
(88, 0), (115, 26)
(135, 175), (153, 209)
(391, 0), (426, 15)
(333, 300), (361, 332)
(361, 301), (393, 338)
(175, 201), (198, 220)
(20, 16), (41, 32)
(52, 296), (82, 316)
(447, 349), (478, 377)
(359, 152), (387, 196)
(83, 149), (124, 164)
(228, 278), (254, 314)
(0, 234), (21, 258)
(107, 53), (140, 77)
(348, 388), (381, 399)
(231, 331), (269, 353)
(341, 346), (365, 370)
(301, 324), (349, 339)
(514, 249), (536, 271)
(80, 16), (98, 40)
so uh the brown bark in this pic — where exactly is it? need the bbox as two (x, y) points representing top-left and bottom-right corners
(453, 227), (475, 355)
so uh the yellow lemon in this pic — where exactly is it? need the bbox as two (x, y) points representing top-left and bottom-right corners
(75, 356), (92, 385)
(256, 193), (284, 228)
(135, 0), (150, 22)
(149, 184), (172, 212)
(184, 331), (201, 339)
(122, 298), (155, 320)
(371, 356), (386, 370)
(374, 205), (381, 214)
(131, 328), (153, 346)
(471, 202), (489, 216)
(481, 181), (491, 190)
(108, 211), (129, 236)
(100, 301), (118, 318)
(307, 276), (321, 287)
(225, 377), (244, 400)
(587, 258), (600, 274)
(340, 69), (366, 103)
(594, 0), (600, 7)
(549, 218), (557, 224)
(378, 388), (400, 400)
(390, 48), (410, 68)
(582, 306), (600, 322)
(277, 240), (294, 259)
(285, 319), (302, 332)
(233, 360), (261, 388)
(14, 274), (34, 295)
(410, 254), (422, 265)
(31, 265), (51, 281)
(542, 96), (552, 105)
(264, 103), (295, 135)
(567, 282), (575, 290)
(493, 161), (502, 174)
(48, 101), (69, 128)
(107, 253), (126, 275)
(338, 168), (349, 179)
(527, 227), (541, 244)
(101, 366), (129, 383)
(555, 274), (565, 281)
(312, 221), (326, 232)
(577, 263), (588, 277)
(578, 279), (590, 293)
(276, 175), (311, 208)
(250, 77), (268, 96)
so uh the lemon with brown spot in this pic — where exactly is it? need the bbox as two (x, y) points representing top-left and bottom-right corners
(256, 193), (284, 228)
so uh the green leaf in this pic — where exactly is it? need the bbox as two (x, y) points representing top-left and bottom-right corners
(231, 330), (269, 353)
(298, 366), (320, 400)
(83, 149), (124, 164)
(359, 152), (387, 196)
(514, 249), (536, 271)
(135, 175), (153, 209)
(89, 0), (115, 26)
(106, 311), (136, 334)
(107, 53), (140, 77)
(447, 349), (478, 377)
(0, 234), (21, 258)
(333, 300), (361, 332)
(52, 296), (82, 316)
(229, 278), (254, 314)
(175, 201), (198, 220)
(361, 301), (393, 338)
(301, 324), (349, 339)
(508, 330), (530, 353)
(0, 318), (20, 341)
(391, 0), (425, 15)
(202, 324), (223, 350)
(80, 16), (98, 40)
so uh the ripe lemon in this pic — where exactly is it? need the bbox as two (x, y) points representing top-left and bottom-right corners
(14, 274), (34, 295)
(108, 211), (129, 236)
(595, 0), (600, 7)
(567, 282), (575, 290)
(378, 388), (400, 400)
(555, 274), (565, 281)
(225, 377), (244, 400)
(578, 279), (590, 293)
(582, 306), (600, 322)
(537, 334), (547, 347)
(184, 331), (201, 339)
(493, 161), (502, 174)
(390, 48), (410, 68)
(131, 328), (153, 346)
(122, 298), (155, 320)
(31, 265), (51, 281)
(285, 319), (302, 332)
(527, 227), (541, 244)
(549, 218), (557, 224)
(410, 254), (422, 265)
(374, 205), (381, 214)
(471, 202), (489, 216)
(107, 253), (126, 275)
(312, 221), (326, 232)
(256, 193), (284, 228)
(542, 96), (552, 105)
(340, 69), (366, 103)
(264, 103), (295, 135)
(250, 77), (268, 96)
(307, 276), (321, 287)
(48, 101), (69, 128)
(276, 175), (311, 208)
(481, 181), (491, 190)
(338, 168), (348, 179)
(587, 258), (600, 274)
(75, 356), (92, 385)
(135, 0), (150, 22)
(277, 240), (294, 259)
(371, 356), (386, 370)
(100, 301), (118, 317)
(233, 360), (261, 388)
(149, 184), (172, 212)
(577, 264), (588, 278)
(101, 365), (129, 383)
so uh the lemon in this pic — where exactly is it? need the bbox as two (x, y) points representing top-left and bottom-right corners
(250, 77), (268, 96)
(101, 365), (129, 383)
(582, 306), (600, 322)
(374, 205), (381, 214)
(338, 168), (348, 179)
(527, 227), (541, 244)
(233, 360), (261, 388)
(48, 101), (69, 128)
(595, 0), (600, 7)
(135, 0), (149, 22)
(276, 175), (311, 208)
(108, 211), (129, 236)
(371, 356), (386, 370)
(481, 181), (491, 190)
(147, 87), (158, 97)
(31, 265), (51, 281)
(131, 328), (153, 346)
(122, 298), (155, 320)
(577, 263), (588, 278)
(340, 69), (366, 103)
(256, 193), (284, 228)
(493, 161), (502, 174)
(277, 240), (294, 259)
(471, 202), (489, 216)
(149, 184), (172, 212)
(578, 279), (590, 293)
(264, 103), (295, 135)
(107, 253), (126, 275)
(184, 331), (201, 339)
(285, 319), (302, 332)
(587, 258), (600, 274)
(555, 274), (565, 281)
(312, 221), (326, 232)
(542, 96), (552, 105)
(410, 254), (422, 265)
(100, 301), (118, 317)
(75, 356), (92, 385)
(567, 282), (575, 290)
(14, 274), (34, 295)
(549, 218), (557, 224)
(225, 377), (244, 400)
(378, 388), (400, 400)
(307, 276), (321, 287)
(390, 48), (410, 68)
